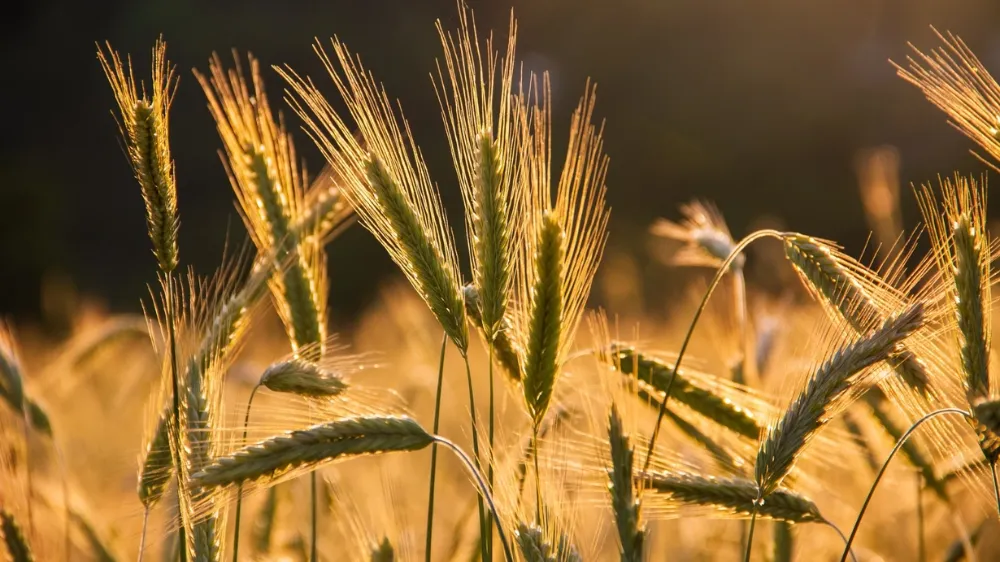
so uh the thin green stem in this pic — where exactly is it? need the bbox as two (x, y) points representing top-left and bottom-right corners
(917, 471), (925, 562)
(463, 354), (487, 562)
(232, 384), (260, 562)
(137, 507), (150, 562)
(822, 519), (857, 562)
(433, 436), (514, 562)
(743, 502), (759, 562)
(533, 424), (542, 526)
(487, 343), (495, 560)
(425, 334), (447, 562)
(643, 230), (783, 473)
(165, 273), (188, 562)
(839, 408), (971, 562)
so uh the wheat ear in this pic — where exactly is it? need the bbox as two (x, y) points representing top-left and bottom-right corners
(897, 29), (1000, 168)
(97, 39), (179, 273)
(370, 537), (394, 562)
(192, 416), (434, 488)
(756, 302), (925, 496)
(259, 358), (348, 397)
(0, 510), (33, 562)
(608, 404), (645, 562)
(610, 347), (760, 438)
(784, 233), (930, 394)
(514, 523), (582, 562)
(638, 471), (822, 523)
(279, 41), (468, 354)
(138, 405), (173, 508)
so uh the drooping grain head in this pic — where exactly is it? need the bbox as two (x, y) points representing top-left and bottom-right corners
(137, 404), (173, 508)
(512, 76), (610, 427)
(434, 3), (523, 342)
(782, 233), (931, 395)
(370, 537), (394, 562)
(259, 358), (349, 398)
(97, 39), (179, 273)
(196, 53), (327, 357)
(279, 41), (469, 354)
(897, 29), (1000, 169)
(971, 399), (1000, 463)
(755, 302), (925, 495)
(650, 200), (744, 270)
(915, 176), (990, 404)
(0, 324), (52, 438)
(191, 416), (434, 489)
(514, 522), (582, 562)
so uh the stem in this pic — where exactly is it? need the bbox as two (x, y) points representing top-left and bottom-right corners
(165, 273), (188, 562)
(425, 334), (447, 562)
(310, 472), (318, 562)
(643, 230), (782, 473)
(917, 471), (924, 562)
(839, 408), (971, 562)
(433, 436), (514, 562)
(463, 354), (487, 562)
(733, 267), (750, 384)
(137, 507), (150, 562)
(487, 343), (495, 560)
(232, 384), (260, 562)
(822, 519), (857, 562)
(533, 424), (542, 526)
(743, 502), (759, 562)
(991, 462), (1000, 518)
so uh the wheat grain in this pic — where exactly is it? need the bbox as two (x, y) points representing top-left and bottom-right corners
(97, 39), (179, 273)
(192, 416), (434, 488)
(756, 302), (924, 495)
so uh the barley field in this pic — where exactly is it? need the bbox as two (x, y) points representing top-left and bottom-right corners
(5, 2), (1000, 561)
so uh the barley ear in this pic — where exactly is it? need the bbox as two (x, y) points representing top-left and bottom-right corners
(897, 29), (1000, 168)
(608, 404), (645, 562)
(138, 405), (173, 508)
(514, 523), (582, 562)
(259, 358), (348, 398)
(783, 233), (930, 394)
(434, 3), (521, 341)
(370, 537), (394, 562)
(916, 176), (990, 403)
(97, 39), (179, 272)
(755, 302), (925, 495)
(522, 213), (564, 425)
(638, 471), (823, 523)
(1, 509), (34, 562)
(192, 416), (434, 488)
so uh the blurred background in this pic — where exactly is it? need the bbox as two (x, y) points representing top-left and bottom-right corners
(2, 0), (1000, 333)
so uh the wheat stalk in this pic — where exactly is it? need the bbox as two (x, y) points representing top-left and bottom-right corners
(192, 416), (434, 488)
(756, 302), (925, 495)
(638, 471), (822, 523)
(97, 39), (179, 273)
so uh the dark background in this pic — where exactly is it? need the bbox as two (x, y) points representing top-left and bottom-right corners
(2, 0), (998, 329)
